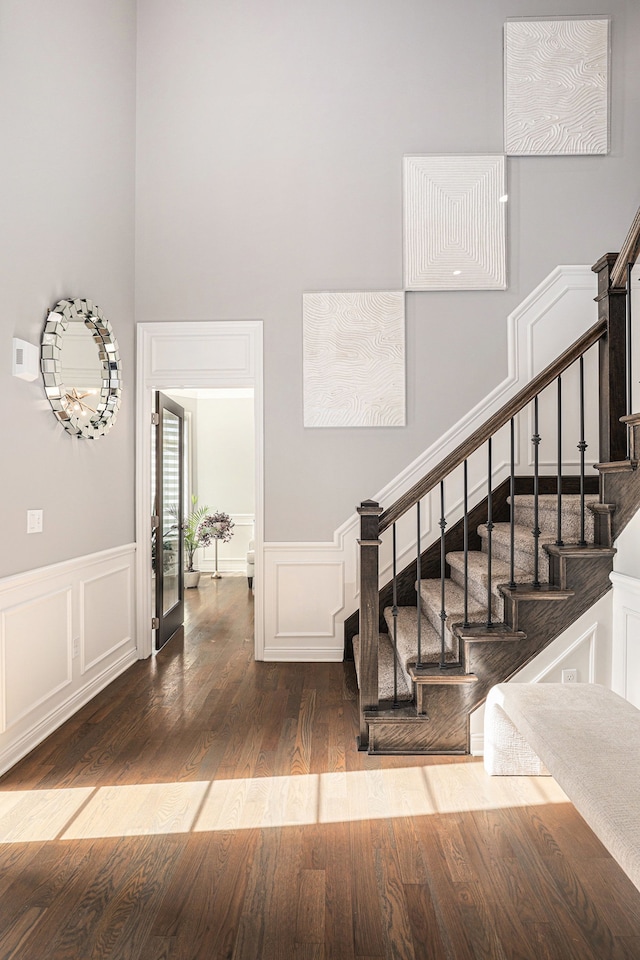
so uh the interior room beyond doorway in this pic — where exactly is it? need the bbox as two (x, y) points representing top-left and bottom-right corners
(155, 387), (255, 652)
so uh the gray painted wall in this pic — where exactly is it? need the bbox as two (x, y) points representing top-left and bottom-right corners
(136, 0), (640, 543)
(0, 1), (137, 578)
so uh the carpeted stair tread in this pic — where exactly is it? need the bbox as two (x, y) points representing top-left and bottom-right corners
(446, 551), (529, 618)
(509, 494), (597, 541)
(478, 522), (551, 581)
(353, 633), (412, 702)
(383, 606), (456, 667)
(418, 578), (486, 632)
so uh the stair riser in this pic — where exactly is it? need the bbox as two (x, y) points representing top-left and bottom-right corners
(382, 610), (419, 689)
(417, 600), (464, 657)
(384, 607), (457, 672)
(448, 565), (505, 620)
(513, 504), (594, 542)
(479, 534), (550, 583)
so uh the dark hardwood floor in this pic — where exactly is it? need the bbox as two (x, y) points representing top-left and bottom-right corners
(1, 576), (640, 959)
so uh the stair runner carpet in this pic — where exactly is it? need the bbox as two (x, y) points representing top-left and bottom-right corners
(354, 493), (598, 704)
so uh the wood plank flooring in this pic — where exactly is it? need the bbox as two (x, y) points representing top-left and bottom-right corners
(1, 576), (640, 958)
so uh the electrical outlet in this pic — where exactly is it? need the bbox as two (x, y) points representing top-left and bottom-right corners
(562, 668), (577, 684)
(72, 638), (79, 659)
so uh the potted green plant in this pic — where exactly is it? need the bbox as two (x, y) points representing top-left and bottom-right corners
(183, 495), (217, 588)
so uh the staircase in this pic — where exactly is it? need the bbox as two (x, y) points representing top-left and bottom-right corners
(351, 225), (640, 755)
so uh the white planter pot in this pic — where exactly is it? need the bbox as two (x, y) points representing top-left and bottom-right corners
(184, 570), (201, 589)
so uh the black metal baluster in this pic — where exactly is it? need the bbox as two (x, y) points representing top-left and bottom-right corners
(556, 375), (563, 546)
(416, 500), (422, 669)
(486, 438), (494, 627)
(392, 522), (398, 706)
(628, 262), (634, 424)
(463, 459), (469, 628)
(439, 481), (448, 669)
(509, 417), (516, 588)
(578, 355), (588, 547)
(533, 395), (541, 588)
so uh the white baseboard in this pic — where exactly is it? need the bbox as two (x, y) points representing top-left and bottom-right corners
(262, 266), (597, 661)
(0, 648), (137, 778)
(0, 543), (137, 777)
(470, 733), (485, 757)
(264, 645), (345, 662)
(200, 558), (247, 574)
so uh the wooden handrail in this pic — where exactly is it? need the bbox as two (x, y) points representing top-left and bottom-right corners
(379, 317), (607, 532)
(611, 203), (640, 288)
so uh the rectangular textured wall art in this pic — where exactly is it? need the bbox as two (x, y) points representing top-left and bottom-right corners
(403, 155), (506, 291)
(504, 17), (609, 156)
(303, 291), (405, 427)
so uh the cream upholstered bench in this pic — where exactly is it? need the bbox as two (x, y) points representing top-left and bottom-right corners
(485, 683), (640, 891)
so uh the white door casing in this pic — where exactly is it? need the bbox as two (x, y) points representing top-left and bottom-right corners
(135, 321), (264, 660)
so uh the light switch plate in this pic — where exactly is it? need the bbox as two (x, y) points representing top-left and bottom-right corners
(27, 509), (43, 534)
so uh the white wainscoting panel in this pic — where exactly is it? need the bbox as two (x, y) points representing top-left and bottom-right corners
(0, 544), (137, 777)
(1, 588), (72, 732)
(263, 548), (345, 660)
(262, 266), (597, 661)
(611, 572), (640, 709)
(81, 565), (134, 674)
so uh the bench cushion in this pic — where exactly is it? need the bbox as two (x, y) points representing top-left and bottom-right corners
(485, 683), (640, 891)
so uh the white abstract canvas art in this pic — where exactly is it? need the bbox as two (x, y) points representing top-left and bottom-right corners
(403, 155), (506, 291)
(303, 291), (405, 428)
(504, 18), (609, 156)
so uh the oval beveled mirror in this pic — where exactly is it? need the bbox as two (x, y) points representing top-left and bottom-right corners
(41, 298), (122, 439)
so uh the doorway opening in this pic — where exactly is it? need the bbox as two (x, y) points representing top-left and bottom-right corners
(136, 321), (264, 661)
(154, 387), (256, 651)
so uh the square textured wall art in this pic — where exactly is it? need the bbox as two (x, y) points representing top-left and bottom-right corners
(303, 291), (405, 428)
(403, 155), (506, 291)
(504, 17), (609, 156)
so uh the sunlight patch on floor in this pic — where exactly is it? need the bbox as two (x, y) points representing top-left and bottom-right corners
(0, 762), (569, 842)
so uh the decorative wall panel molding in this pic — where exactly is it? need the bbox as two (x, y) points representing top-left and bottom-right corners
(1, 588), (72, 731)
(403, 155), (506, 290)
(81, 565), (133, 674)
(504, 17), (609, 156)
(0, 544), (137, 777)
(303, 291), (405, 427)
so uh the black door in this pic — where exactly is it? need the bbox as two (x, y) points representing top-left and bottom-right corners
(155, 392), (185, 650)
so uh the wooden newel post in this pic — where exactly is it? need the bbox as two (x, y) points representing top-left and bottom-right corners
(357, 499), (382, 750)
(593, 253), (628, 464)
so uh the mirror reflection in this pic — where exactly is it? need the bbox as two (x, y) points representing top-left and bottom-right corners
(59, 320), (103, 423)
